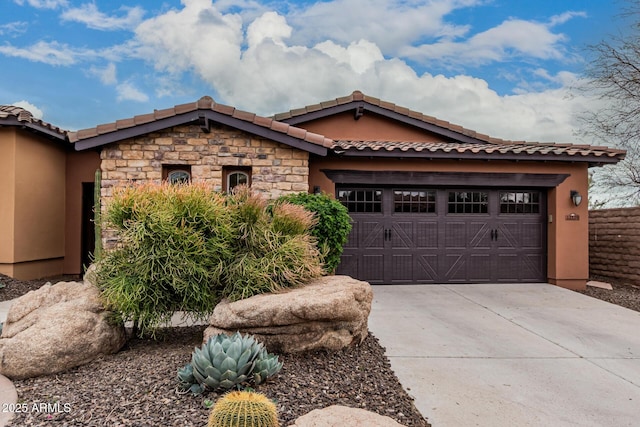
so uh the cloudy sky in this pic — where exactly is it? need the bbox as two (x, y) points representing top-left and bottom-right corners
(0, 0), (625, 146)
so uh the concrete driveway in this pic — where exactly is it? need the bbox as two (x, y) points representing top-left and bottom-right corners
(369, 283), (640, 427)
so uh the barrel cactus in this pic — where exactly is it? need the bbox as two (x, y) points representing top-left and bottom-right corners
(177, 332), (282, 395)
(208, 390), (279, 427)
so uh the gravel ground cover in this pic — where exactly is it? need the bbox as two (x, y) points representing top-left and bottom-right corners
(0, 274), (430, 427)
(2, 273), (639, 426)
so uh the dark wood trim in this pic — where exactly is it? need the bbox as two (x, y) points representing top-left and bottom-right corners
(73, 111), (328, 156)
(321, 170), (570, 188)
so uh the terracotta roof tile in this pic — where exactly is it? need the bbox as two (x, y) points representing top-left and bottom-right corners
(232, 109), (256, 122)
(96, 123), (117, 134)
(68, 96), (334, 152)
(174, 102), (197, 115)
(333, 140), (625, 162)
(212, 103), (235, 116)
(153, 108), (175, 120)
(116, 118), (135, 129)
(133, 113), (155, 125)
(270, 120), (290, 133)
(252, 116), (273, 128)
(197, 96), (214, 109)
(75, 128), (99, 140)
(0, 105), (67, 138)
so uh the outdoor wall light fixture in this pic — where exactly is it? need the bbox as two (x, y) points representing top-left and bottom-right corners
(570, 190), (582, 207)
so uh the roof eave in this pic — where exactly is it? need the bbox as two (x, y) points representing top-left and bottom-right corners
(0, 117), (68, 142)
(73, 110), (328, 156)
(334, 148), (625, 166)
(279, 100), (487, 145)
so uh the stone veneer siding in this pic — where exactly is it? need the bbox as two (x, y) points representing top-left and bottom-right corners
(100, 124), (309, 247)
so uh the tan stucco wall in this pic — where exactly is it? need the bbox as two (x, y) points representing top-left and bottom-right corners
(64, 150), (101, 275)
(0, 128), (17, 267)
(0, 129), (66, 279)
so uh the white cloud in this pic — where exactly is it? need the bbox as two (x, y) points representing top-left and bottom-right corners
(287, 0), (479, 55)
(0, 21), (28, 36)
(116, 81), (149, 102)
(13, 0), (67, 9)
(401, 18), (569, 66)
(12, 100), (44, 119)
(61, 4), (145, 31)
(128, 2), (586, 144)
(315, 39), (384, 74)
(134, 0), (243, 78)
(89, 62), (117, 85)
(0, 41), (86, 65)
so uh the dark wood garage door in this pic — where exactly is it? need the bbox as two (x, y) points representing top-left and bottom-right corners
(336, 187), (546, 284)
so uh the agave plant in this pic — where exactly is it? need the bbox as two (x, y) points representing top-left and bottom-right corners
(253, 349), (283, 385)
(177, 332), (282, 395)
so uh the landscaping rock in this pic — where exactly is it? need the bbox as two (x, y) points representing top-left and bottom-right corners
(204, 275), (372, 352)
(0, 281), (126, 380)
(290, 405), (406, 427)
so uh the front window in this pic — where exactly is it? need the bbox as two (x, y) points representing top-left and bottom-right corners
(447, 191), (488, 214)
(225, 169), (251, 192)
(337, 189), (383, 213)
(163, 165), (191, 184)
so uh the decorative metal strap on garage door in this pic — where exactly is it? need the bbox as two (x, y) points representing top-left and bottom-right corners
(322, 170), (569, 187)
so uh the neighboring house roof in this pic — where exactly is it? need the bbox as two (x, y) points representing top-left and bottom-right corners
(0, 105), (68, 142)
(69, 96), (333, 156)
(275, 91), (626, 166)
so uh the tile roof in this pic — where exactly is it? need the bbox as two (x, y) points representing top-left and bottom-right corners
(68, 96), (334, 150)
(335, 140), (626, 164)
(274, 90), (497, 141)
(0, 105), (67, 139)
(274, 90), (626, 164)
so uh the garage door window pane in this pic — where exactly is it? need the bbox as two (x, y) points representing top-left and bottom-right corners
(500, 191), (540, 214)
(394, 190), (436, 213)
(448, 191), (488, 214)
(338, 189), (383, 213)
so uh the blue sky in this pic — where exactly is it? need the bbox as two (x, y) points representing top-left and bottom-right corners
(0, 0), (626, 144)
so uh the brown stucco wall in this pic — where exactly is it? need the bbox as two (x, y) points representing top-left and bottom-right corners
(64, 150), (101, 275)
(589, 207), (640, 285)
(0, 129), (66, 279)
(309, 156), (590, 290)
(299, 112), (441, 141)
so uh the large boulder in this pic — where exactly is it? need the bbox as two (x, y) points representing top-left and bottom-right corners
(204, 275), (372, 353)
(290, 405), (406, 427)
(0, 281), (126, 380)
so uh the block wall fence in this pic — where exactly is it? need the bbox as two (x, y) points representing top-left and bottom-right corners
(589, 207), (640, 284)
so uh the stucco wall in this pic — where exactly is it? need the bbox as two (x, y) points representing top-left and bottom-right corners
(0, 129), (66, 279)
(589, 207), (640, 284)
(64, 150), (101, 275)
(0, 128), (17, 272)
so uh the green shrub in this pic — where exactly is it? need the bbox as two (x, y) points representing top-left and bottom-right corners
(276, 192), (352, 273)
(95, 184), (324, 336)
(223, 187), (323, 301)
(95, 183), (234, 337)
